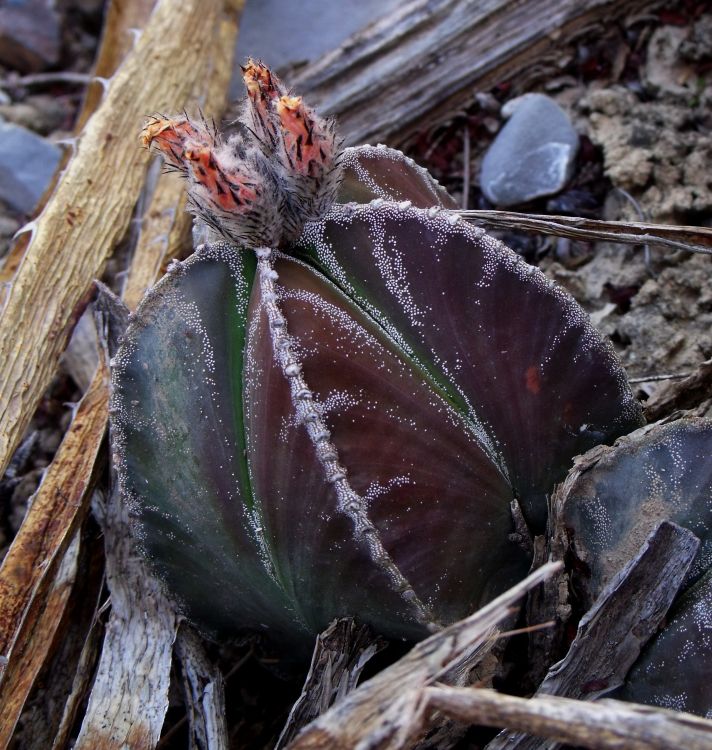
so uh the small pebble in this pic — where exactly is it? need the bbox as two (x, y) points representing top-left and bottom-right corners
(0, 95), (67, 135)
(480, 93), (579, 207)
(0, 213), (21, 258)
(0, 119), (61, 214)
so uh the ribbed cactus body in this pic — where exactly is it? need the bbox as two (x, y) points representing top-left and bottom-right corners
(114, 63), (645, 650)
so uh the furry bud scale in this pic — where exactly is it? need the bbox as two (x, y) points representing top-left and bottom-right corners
(142, 61), (343, 249)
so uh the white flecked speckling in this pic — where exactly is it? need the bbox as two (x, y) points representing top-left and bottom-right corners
(339, 145), (451, 206)
(252, 249), (440, 629)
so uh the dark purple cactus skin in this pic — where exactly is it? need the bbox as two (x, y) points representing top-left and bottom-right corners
(111, 246), (303, 640)
(111, 142), (643, 648)
(558, 417), (712, 715)
(245, 253), (529, 633)
(614, 567), (712, 716)
(560, 418), (712, 605)
(337, 145), (457, 208)
(295, 195), (642, 530)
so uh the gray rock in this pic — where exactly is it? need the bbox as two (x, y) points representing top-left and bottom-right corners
(0, 120), (61, 214)
(0, 0), (61, 73)
(480, 93), (579, 207)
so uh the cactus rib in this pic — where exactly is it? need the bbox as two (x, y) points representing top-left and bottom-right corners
(254, 246), (440, 632)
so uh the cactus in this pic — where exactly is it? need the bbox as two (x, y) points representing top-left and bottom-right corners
(555, 417), (712, 715)
(616, 566), (712, 716)
(111, 61), (644, 648)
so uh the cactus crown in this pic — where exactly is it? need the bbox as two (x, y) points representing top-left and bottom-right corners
(141, 59), (342, 248)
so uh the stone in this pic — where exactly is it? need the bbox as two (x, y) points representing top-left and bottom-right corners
(0, 0), (61, 73)
(0, 212), (20, 258)
(0, 119), (61, 214)
(479, 93), (579, 207)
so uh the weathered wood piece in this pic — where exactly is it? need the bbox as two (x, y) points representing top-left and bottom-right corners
(277, 619), (386, 750)
(286, 563), (561, 750)
(0, 357), (107, 670)
(0, 0), (243, 478)
(0, 1), (242, 745)
(13, 530), (105, 750)
(122, 173), (191, 310)
(488, 521), (700, 750)
(539, 522), (697, 700)
(45, 538), (106, 750)
(0, 283), (139, 748)
(67, 7), (243, 742)
(72, 485), (178, 750)
(174, 627), (229, 750)
(121, 3), (238, 310)
(290, 0), (664, 146)
(644, 357), (712, 422)
(75, 0), (157, 131)
(0, 0), (157, 307)
(426, 688), (712, 750)
(0, 362), (108, 749)
(0, 535), (80, 749)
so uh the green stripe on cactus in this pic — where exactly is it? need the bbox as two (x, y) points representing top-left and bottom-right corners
(111, 244), (305, 641)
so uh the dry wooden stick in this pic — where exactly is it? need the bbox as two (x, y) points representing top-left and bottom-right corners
(488, 521), (700, 750)
(533, 522), (697, 699)
(0, 362), (109, 749)
(277, 619), (386, 750)
(290, 0), (664, 146)
(287, 563), (561, 750)
(72, 484), (179, 750)
(0, 0), (242, 479)
(122, 2), (239, 309)
(75, 0), (157, 132)
(0, 286), (125, 750)
(0, 359), (108, 671)
(44, 550), (106, 750)
(0, 536), (81, 750)
(69, 7), (242, 747)
(0, 1), (242, 744)
(0, 0), (157, 306)
(644, 357), (712, 422)
(458, 210), (712, 256)
(426, 687), (712, 750)
(174, 627), (230, 750)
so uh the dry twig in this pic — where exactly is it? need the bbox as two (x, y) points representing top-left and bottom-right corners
(458, 210), (712, 256)
(0, 0), (243, 478)
(427, 688), (712, 750)
(287, 563), (560, 749)
(489, 521), (700, 749)
(0, 1), (242, 744)
(277, 619), (386, 749)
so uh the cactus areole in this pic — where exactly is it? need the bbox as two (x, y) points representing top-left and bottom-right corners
(111, 61), (644, 648)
